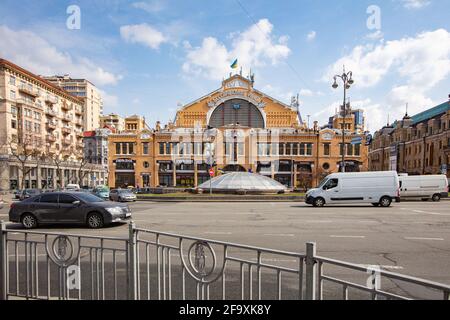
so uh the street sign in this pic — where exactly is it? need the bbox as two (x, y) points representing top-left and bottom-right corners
(209, 168), (214, 177)
(351, 136), (362, 145)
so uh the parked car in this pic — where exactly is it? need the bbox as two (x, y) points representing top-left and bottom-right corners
(399, 174), (448, 201)
(109, 189), (137, 202)
(92, 185), (110, 200)
(13, 190), (21, 199)
(65, 184), (80, 191)
(9, 191), (131, 229)
(305, 171), (400, 207)
(19, 189), (42, 201)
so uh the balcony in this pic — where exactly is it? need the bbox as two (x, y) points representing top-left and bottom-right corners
(76, 142), (84, 149)
(61, 102), (73, 111)
(46, 134), (56, 142)
(75, 130), (84, 138)
(45, 108), (58, 117)
(16, 98), (37, 108)
(74, 117), (84, 126)
(18, 84), (39, 98)
(61, 127), (72, 135)
(62, 138), (72, 146)
(62, 113), (73, 122)
(74, 107), (83, 115)
(45, 96), (58, 105)
(46, 121), (57, 130)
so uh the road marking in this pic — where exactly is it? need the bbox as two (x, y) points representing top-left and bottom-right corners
(404, 237), (444, 241)
(412, 210), (450, 216)
(263, 233), (295, 237)
(204, 231), (232, 235)
(304, 220), (333, 223)
(329, 235), (366, 239)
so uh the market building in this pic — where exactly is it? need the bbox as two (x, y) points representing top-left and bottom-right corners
(369, 99), (450, 177)
(108, 74), (369, 189)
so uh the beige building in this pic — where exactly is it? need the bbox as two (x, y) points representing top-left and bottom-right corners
(369, 99), (450, 178)
(107, 74), (369, 189)
(44, 75), (103, 131)
(0, 58), (106, 190)
(100, 113), (125, 131)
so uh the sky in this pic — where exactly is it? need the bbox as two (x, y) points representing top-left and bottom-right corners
(0, 0), (449, 132)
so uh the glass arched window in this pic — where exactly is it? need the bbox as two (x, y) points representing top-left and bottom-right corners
(208, 99), (264, 128)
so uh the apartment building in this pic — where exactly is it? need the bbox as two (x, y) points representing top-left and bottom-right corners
(0, 58), (105, 190)
(100, 113), (125, 131)
(369, 99), (450, 177)
(44, 75), (103, 131)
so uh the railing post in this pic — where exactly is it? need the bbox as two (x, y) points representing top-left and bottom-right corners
(128, 221), (137, 300)
(305, 242), (317, 300)
(0, 221), (7, 300)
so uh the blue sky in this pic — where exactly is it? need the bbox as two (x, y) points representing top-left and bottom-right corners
(1, 0), (449, 131)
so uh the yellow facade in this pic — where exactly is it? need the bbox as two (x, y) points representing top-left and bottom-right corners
(108, 74), (369, 189)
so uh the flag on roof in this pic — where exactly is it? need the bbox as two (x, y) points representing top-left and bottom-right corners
(230, 59), (238, 69)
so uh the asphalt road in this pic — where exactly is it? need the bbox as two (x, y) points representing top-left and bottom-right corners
(1, 199), (449, 299)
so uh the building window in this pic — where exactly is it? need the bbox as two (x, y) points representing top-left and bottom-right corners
(323, 143), (330, 156)
(11, 120), (16, 129)
(9, 76), (16, 86)
(142, 142), (149, 155)
(159, 142), (165, 155)
(116, 143), (121, 155)
(299, 143), (313, 156)
(10, 90), (16, 99)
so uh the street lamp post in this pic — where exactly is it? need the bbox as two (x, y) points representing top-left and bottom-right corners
(332, 67), (354, 173)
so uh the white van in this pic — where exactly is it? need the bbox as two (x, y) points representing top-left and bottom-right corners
(305, 171), (400, 207)
(398, 175), (448, 201)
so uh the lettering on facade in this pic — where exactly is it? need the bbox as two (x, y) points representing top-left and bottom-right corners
(207, 90), (266, 109)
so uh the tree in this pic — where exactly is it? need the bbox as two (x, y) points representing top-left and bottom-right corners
(46, 145), (70, 189)
(7, 134), (46, 189)
(72, 148), (94, 186)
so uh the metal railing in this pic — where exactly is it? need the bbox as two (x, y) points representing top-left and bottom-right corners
(1, 221), (450, 300)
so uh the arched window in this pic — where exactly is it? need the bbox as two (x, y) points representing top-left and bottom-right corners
(209, 99), (264, 128)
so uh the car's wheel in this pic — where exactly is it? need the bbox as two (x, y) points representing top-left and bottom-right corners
(379, 196), (392, 208)
(21, 213), (38, 229)
(372, 203), (380, 207)
(313, 197), (325, 207)
(432, 194), (441, 202)
(87, 212), (104, 228)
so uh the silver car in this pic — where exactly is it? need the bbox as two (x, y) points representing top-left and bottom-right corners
(109, 189), (137, 202)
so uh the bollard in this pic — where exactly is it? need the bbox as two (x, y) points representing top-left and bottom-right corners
(128, 221), (137, 300)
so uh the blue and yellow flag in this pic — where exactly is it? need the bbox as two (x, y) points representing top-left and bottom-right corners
(230, 59), (238, 69)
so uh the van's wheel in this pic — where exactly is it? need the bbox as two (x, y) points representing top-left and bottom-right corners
(432, 194), (441, 202)
(21, 213), (38, 229)
(313, 197), (325, 207)
(379, 196), (392, 208)
(372, 203), (380, 207)
(87, 212), (104, 228)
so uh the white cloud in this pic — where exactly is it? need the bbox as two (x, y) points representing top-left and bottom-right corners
(132, 0), (166, 13)
(324, 29), (450, 89)
(0, 25), (121, 86)
(307, 31), (316, 41)
(401, 0), (431, 9)
(120, 23), (167, 49)
(261, 84), (294, 103)
(182, 19), (291, 80)
(99, 90), (119, 109)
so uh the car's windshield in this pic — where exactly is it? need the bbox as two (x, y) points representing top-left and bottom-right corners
(119, 190), (132, 194)
(95, 186), (109, 192)
(74, 193), (104, 203)
(317, 178), (329, 189)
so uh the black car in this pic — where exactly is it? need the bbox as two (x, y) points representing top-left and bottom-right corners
(9, 191), (132, 229)
(19, 189), (42, 201)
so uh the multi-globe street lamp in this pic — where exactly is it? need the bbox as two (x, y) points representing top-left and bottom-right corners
(332, 67), (354, 173)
